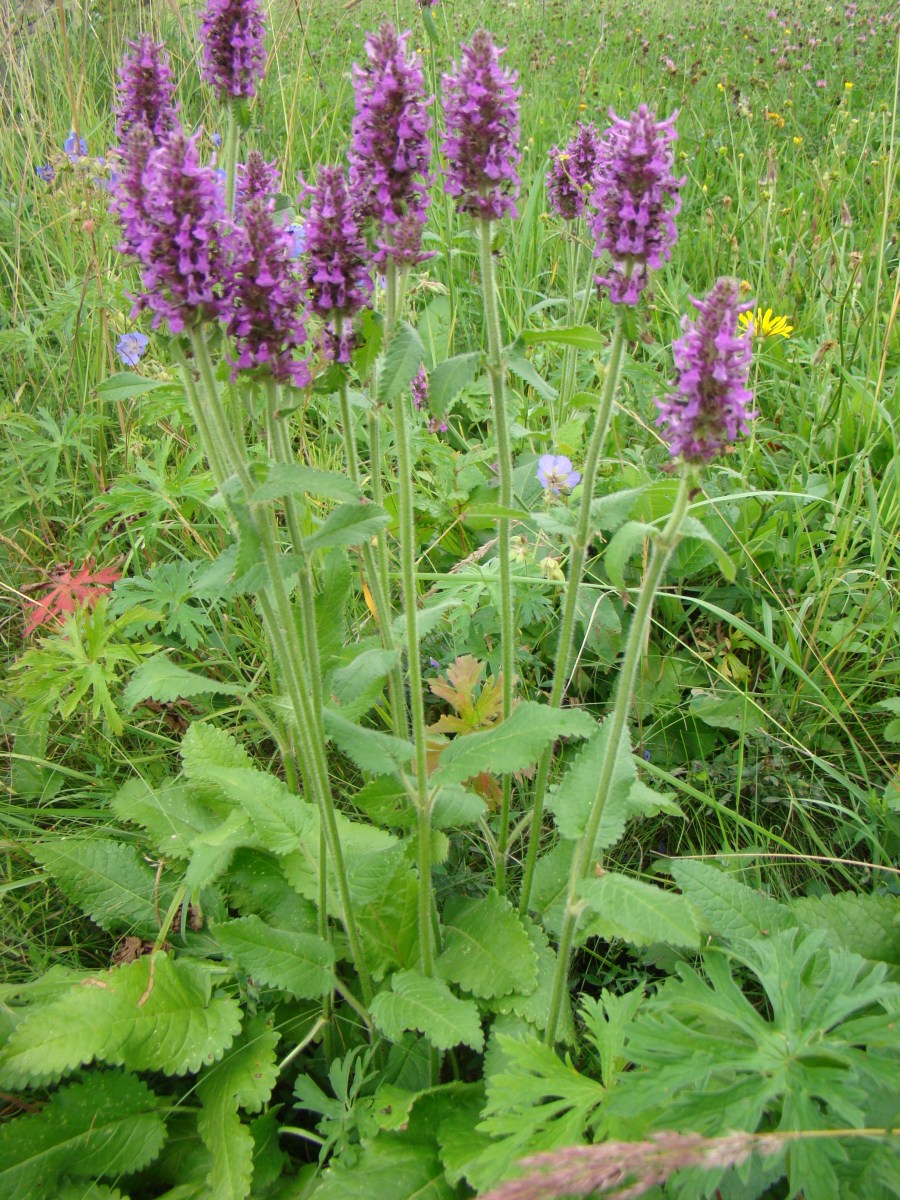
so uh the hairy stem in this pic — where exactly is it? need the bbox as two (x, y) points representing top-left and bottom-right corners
(478, 217), (516, 894)
(519, 314), (626, 917)
(544, 470), (693, 1043)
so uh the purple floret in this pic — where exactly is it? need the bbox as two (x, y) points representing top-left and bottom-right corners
(223, 196), (310, 386)
(349, 23), (433, 266)
(115, 35), (178, 144)
(235, 150), (280, 212)
(591, 105), (684, 305)
(442, 29), (521, 222)
(546, 121), (606, 221)
(199, 0), (267, 101)
(655, 278), (756, 463)
(302, 165), (373, 363)
(112, 126), (229, 332)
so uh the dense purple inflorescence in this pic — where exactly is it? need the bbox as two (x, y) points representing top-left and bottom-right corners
(112, 126), (229, 332)
(442, 29), (521, 222)
(302, 166), (373, 362)
(349, 24), (433, 266)
(199, 0), (267, 100)
(656, 278), (755, 463)
(115, 35), (178, 144)
(591, 105), (683, 305)
(546, 122), (606, 221)
(235, 150), (280, 212)
(223, 196), (310, 385)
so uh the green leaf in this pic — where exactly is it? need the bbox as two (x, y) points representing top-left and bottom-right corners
(197, 1091), (254, 1200)
(198, 1014), (281, 1115)
(546, 718), (633, 845)
(378, 321), (425, 406)
(324, 709), (414, 776)
(521, 326), (606, 352)
(316, 550), (352, 671)
(484, 920), (575, 1041)
(311, 1136), (455, 1200)
(184, 810), (256, 892)
(667, 859), (795, 941)
(214, 916), (334, 998)
(371, 970), (484, 1051)
(504, 342), (557, 402)
(182, 722), (254, 779)
(678, 515), (737, 581)
(689, 690), (766, 734)
(578, 872), (702, 948)
(95, 371), (166, 404)
(304, 502), (390, 555)
(196, 766), (316, 855)
(390, 600), (456, 645)
(329, 647), (400, 720)
(123, 653), (246, 711)
(432, 702), (595, 785)
(31, 837), (173, 936)
(589, 488), (644, 533)
(112, 776), (220, 859)
(0, 1071), (165, 1200)
(431, 785), (487, 829)
(791, 893), (900, 966)
(429, 352), (481, 418)
(603, 520), (657, 590)
(252, 462), (360, 504)
(0, 952), (242, 1087)
(437, 891), (539, 999)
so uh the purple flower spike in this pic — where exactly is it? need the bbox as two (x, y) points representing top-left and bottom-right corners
(235, 150), (280, 212)
(546, 122), (606, 221)
(411, 365), (429, 409)
(223, 196), (310, 386)
(199, 0), (267, 101)
(349, 23), (433, 267)
(591, 105), (684, 305)
(442, 29), (521, 222)
(537, 454), (581, 493)
(302, 166), (373, 363)
(655, 278), (756, 463)
(115, 35), (177, 144)
(112, 126), (229, 332)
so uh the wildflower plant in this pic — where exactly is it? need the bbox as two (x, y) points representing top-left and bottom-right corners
(6, 9), (899, 1200)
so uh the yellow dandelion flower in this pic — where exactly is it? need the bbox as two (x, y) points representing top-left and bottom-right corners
(738, 307), (794, 339)
(793, 136), (803, 146)
(844, 81), (854, 90)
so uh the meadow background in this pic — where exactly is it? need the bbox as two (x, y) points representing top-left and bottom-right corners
(1, 0), (899, 1196)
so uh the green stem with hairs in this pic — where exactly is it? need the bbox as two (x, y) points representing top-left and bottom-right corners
(519, 314), (626, 917)
(477, 217), (516, 895)
(186, 329), (373, 1007)
(543, 470), (694, 1044)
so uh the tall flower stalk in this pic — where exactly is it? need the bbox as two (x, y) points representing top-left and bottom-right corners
(443, 28), (521, 892)
(543, 278), (755, 1043)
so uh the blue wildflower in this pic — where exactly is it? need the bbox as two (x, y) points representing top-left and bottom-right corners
(285, 221), (306, 257)
(35, 164), (56, 183)
(537, 454), (581, 494)
(116, 331), (150, 366)
(64, 131), (88, 161)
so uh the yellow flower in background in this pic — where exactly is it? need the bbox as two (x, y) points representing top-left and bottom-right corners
(739, 307), (794, 339)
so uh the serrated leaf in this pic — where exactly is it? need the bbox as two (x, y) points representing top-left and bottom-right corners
(546, 718), (634, 846)
(214, 916), (334, 998)
(182, 722), (254, 779)
(437, 892), (539, 999)
(792, 892), (900, 966)
(31, 837), (173, 936)
(112, 776), (221, 859)
(429, 351), (481, 418)
(329, 648), (400, 720)
(589, 488), (644, 533)
(0, 1071), (165, 1200)
(0, 953), (242, 1087)
(304, 502), (390, 554)
(197, 767), (316, 855)
(311, 1136), (455, 1200)
(324, 708), (414, 776)
(431, 785), (487, 829)
(198, 1014), (281, 1114)
(197, 1092), (254, 1200)
(432, 702), (595, 786)
(316, 550), (352, 671)
(504, 342), (557, 402)
(486, 921), (575, 1041)
(378, 321), (425, 406)
(667, 859), (795, 941)
(371, 970), (483, 1051)
(390, 600), (456, 645)
(579, 872), (702, 948)
(252, 462), (360, 504)
(603, 520), (657, 589)
(678, 514), (736, 581)
(184, 810), (256, 891)
(123, 654), (246, 711)
(521, 325), (606, 352)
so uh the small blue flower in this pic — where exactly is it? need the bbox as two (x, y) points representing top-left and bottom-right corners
(116, 332), (150, 367)
(537, 454), (581, 494)
(35, 164), (56, 183)
(285, 222), (306, 257)
(214, 167), (227, 187)
(211, 131), (223, 147)
(63, 131), (88, 161)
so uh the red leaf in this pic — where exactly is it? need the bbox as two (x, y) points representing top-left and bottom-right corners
(24, 560), (121, 635)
